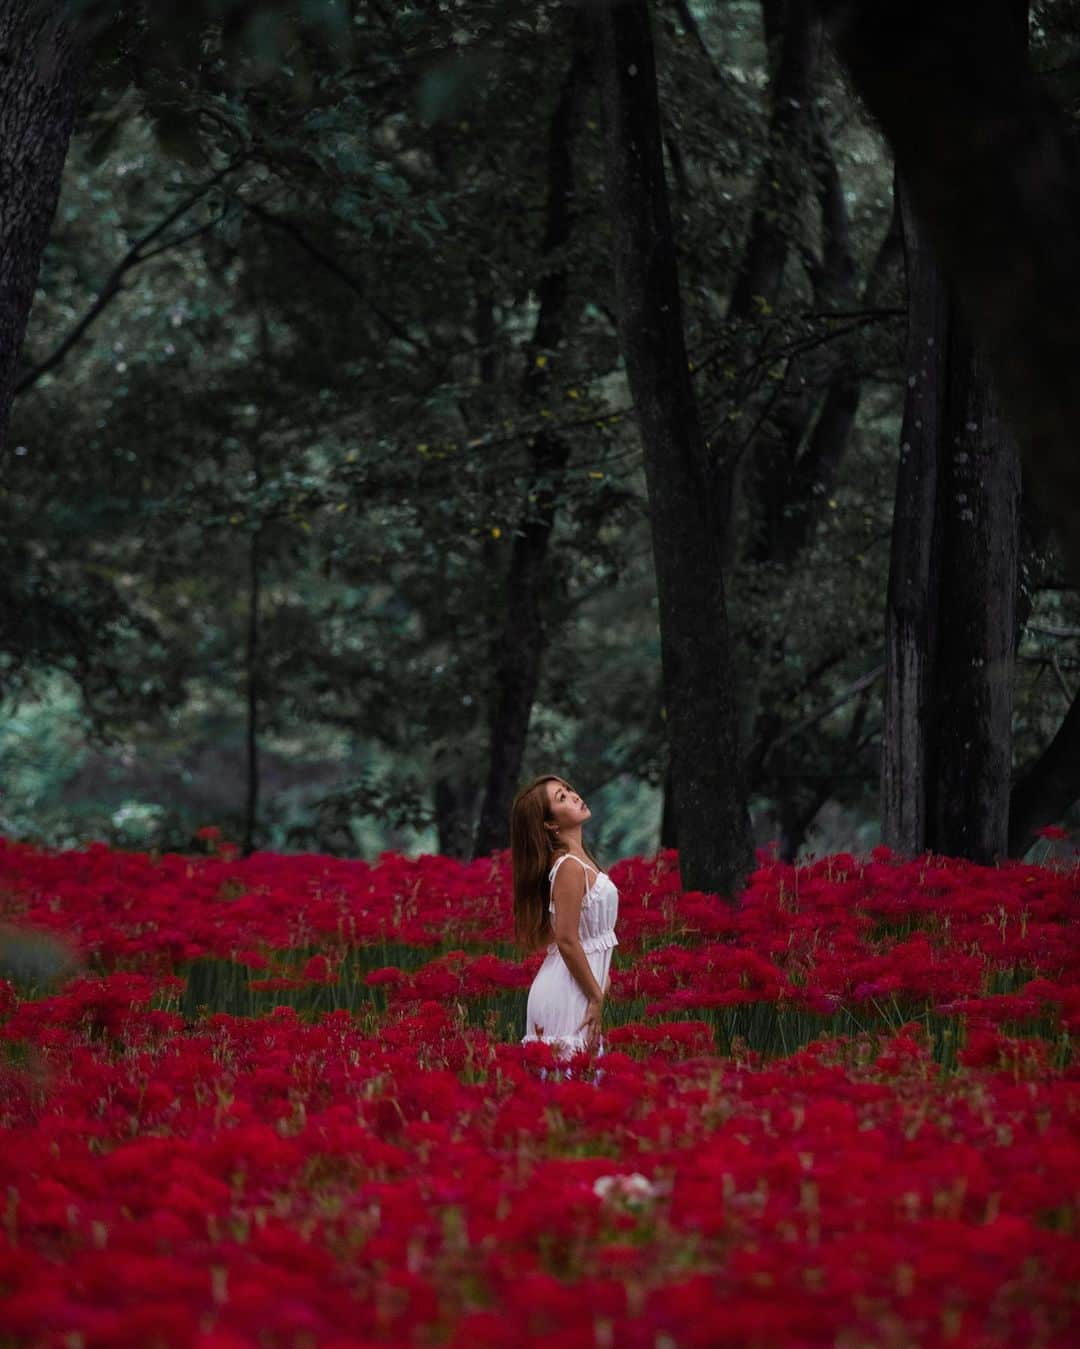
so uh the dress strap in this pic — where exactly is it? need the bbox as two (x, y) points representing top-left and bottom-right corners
(549, 853), (598, 884)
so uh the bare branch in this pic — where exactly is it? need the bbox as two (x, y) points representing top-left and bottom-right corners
(1051, 650), (1075, 705)
(240, 196), (443, 371)
(1027, 623), (1080, 639)
(15, 155), (250, 396)
(763, 663), (885, 764)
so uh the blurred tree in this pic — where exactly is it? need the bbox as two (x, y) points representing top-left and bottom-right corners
(473, 13), (592, 857)
(594, 0), (753, 896)
(818, 0), (1080, 574)
(816, 0), (1080, 856)
(0, 1), (89, 452)
(8, 0), (1078, 862)
(881, 166), (1021, 863)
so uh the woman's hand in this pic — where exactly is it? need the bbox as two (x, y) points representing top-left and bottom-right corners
(578, 995), (604, 1051)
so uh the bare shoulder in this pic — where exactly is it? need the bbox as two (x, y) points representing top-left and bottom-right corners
(550, 856), (590, 944)
(551, 855), (591, 900)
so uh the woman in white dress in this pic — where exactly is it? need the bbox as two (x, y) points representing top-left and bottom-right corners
(511, 775), (619, 1065)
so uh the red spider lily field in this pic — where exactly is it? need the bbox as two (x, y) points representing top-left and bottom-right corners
(1, 834), (1078, 1347)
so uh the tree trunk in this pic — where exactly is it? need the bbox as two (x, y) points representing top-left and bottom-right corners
(817, 0), (1080, 577)
(764, 108), (906, 570)
(1009, 690), (1080, 855)
(742, 136), (899, 814)
(434, 769), (478, 859)
(431, 275), (497, 859)
(594, 0), (753, 898)
(747, 102), (862, 567)
(242, 438), (264, 858)
(660, 762), (677, 850)
(882, 171), (1020, 862)
(715, 0), (819, 554)
(880, 171), (948, 854)
(933, 327), (1019, 860)
(472, 35), (591, 857)
(242, 505), (261, 857)
(0, 2), (86, 448)
(1005, 490), (1080, 855)
(726, 0), (818, 320)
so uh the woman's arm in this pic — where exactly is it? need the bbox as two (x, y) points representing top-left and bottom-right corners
(551, 863), (606, 1004)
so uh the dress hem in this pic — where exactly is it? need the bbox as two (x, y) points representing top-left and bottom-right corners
(520, 1032), (605, 1059)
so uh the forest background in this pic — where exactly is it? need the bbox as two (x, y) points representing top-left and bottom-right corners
(4, 0), (1080, 877)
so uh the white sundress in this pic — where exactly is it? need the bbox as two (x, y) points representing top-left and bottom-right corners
(520, 853), (620, 1064)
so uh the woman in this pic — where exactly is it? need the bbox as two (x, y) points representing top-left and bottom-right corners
(511, 774), (619, 1065)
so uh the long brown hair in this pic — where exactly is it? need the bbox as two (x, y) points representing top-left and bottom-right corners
(510, 774), (601, 956)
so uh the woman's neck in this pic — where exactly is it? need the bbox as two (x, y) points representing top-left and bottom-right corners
(555, 827), (587, 858)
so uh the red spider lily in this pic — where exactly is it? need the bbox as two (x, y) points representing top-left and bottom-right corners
(1, 842), (1079, 1344)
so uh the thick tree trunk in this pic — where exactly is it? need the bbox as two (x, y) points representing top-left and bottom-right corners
(594, 0), (753, 898)
(933, 330), (1019, 859)
(472, 37), (590, 857)
(882, 172), (1020, 861)
(871, 3), (1034, 861)
(880, 173), (948, 854)
(0, 2), (86, 448)
(817, 0), (1080, 577)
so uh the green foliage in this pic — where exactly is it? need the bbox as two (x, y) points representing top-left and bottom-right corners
(6, 1), (1077, 858)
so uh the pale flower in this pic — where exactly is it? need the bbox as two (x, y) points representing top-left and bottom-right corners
(593, 1172), (658, 1205)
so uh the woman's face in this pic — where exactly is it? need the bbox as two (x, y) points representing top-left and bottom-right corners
(545, 779), (591, 833)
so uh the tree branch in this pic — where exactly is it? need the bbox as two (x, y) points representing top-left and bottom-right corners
(1027, 623), (1080, 639)
(15, 155), (250, 396)
(762, 663), (885, 764)
(240, 196), (443, 371)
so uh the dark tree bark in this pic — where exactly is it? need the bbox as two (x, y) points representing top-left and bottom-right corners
(660, 763), (677, 850)
(816, 0), (1080, 576)
(1014, 485), (1053, 643)
(242, 459), (262, 859)
(741, 142), (900, 835)
(774, 684), (871, 862)
(746, 104), (863, 567)
(1009, 691), (1080, 855)
(715, 0), (820, 553)
(880, 172), (950, 854)
(472, 36), (591, 857)
(881, 169), (1020, 862)
(748, 107), (903, 571)
(726, 0), (819, 320)
(0, 2), (87, 448)
(432, 277), (496, 858)
(1005, 466), (1077, 852)
(434, 766), (477, 859)
(1004, 490), (1080, 854)
(871, 2), (1034, 862)
(594, 0), (753, 897)
(241, 289), (275, 859)
(933, 330), (1020, 859)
